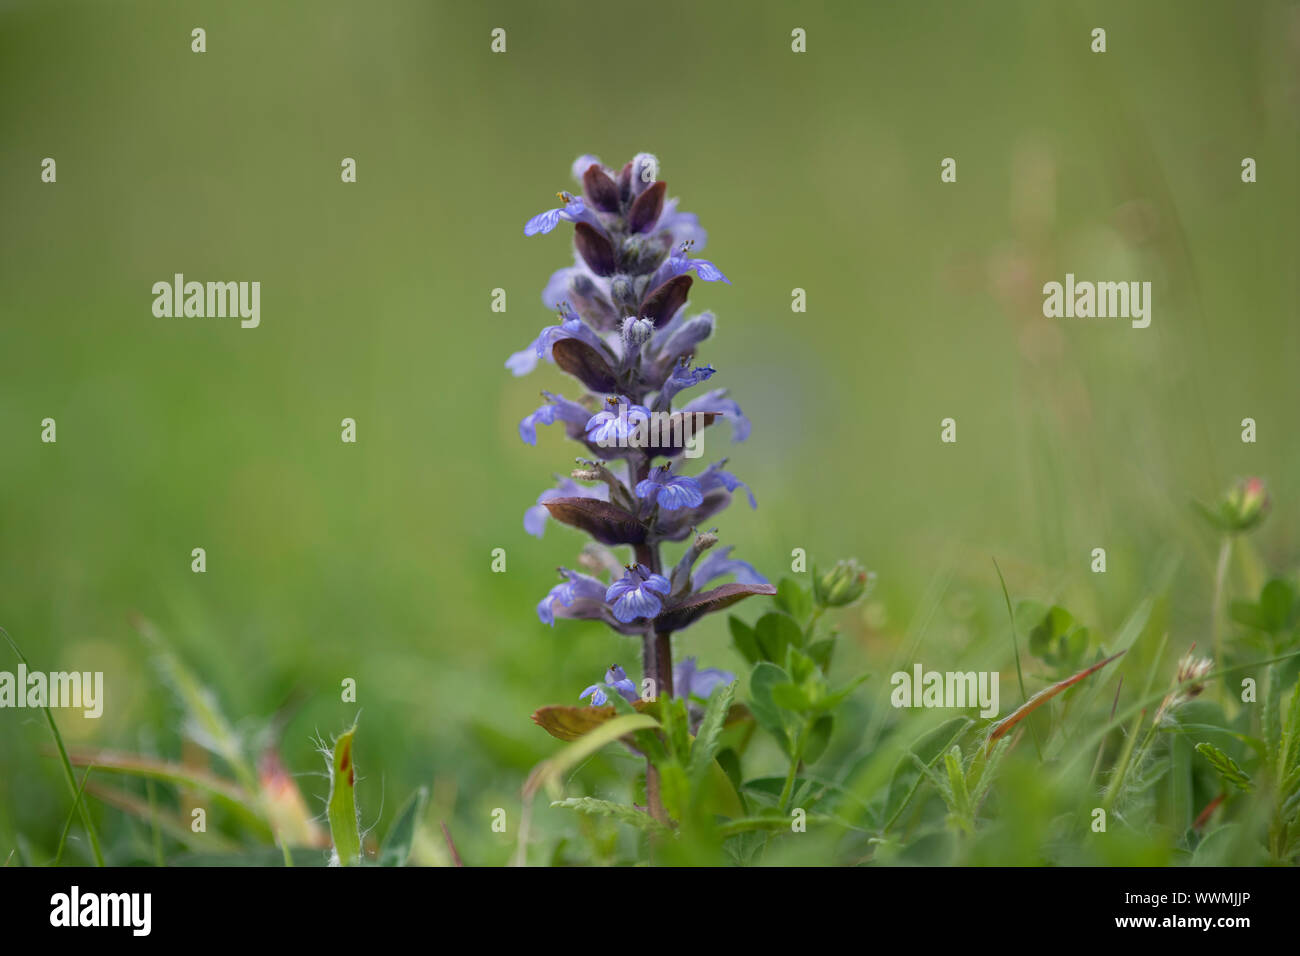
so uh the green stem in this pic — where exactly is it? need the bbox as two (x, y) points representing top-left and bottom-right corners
(778, 723), (809, 812)
(1211, 535), (1232, 705)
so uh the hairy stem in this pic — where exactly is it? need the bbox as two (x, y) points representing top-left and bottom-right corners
(633, 454), (674, 823)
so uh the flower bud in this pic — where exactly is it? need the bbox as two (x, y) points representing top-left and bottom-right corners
(621, 316), (655, 350)
(1218, 477), (1270, 533)
(814, 558), (874, 608)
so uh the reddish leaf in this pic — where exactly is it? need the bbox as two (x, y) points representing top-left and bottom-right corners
(543, 497), (647, 545)
(655, 582), (778, 632)
(639, 274), (692, 327)
(582, 165), (621, 212)
(628, 180), (666, 233)
(574, 222), (617, 276)
(642, 411), (718, 457)
(551, 338), (619, 393)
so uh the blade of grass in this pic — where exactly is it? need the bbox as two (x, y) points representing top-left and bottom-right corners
(52, 766), (93, 865)
(993, 558), (1042, 759)
(988, 650), (1127, 749)
(84, 782), (243, 854)
(2, 626), (104, 866)
(62, 748), (271, 839)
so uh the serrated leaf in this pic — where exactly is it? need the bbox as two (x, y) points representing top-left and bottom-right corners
(688, 681), (735, 785)
(550, 797), (668, 832)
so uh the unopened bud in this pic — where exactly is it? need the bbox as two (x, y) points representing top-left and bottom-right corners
(1217, 477), (1270, 533)
(814, 558), (874, 608)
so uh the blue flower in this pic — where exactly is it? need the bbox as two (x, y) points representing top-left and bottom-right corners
(518, 392), (591, 445)
(696, 460), (757, 508)
(652, 241), (730, 288)
(683, 389), (750, 443)
(673, 657), (734, 701)
(579, 664), (640, 707)
(655, 361), (716, 410)
(537, 568), (608, 626)
(506, 308), (613, 377)
(636, 464), (704, 510)
(585, 396), (650, 447)
(605, 564), (671, 623)
(692, 545), (768, 587)
(524, 192), (601, 236)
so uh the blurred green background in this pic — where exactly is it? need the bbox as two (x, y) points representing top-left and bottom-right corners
(1, 0), (1296, 864)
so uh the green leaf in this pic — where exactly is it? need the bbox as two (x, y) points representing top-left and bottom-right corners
(942, 746), (971, 820)
(806, 639), (835, 671)
(812, 672), (870, 713)
(658, 760), (691, 822)
(716, 814), (835, 838)
(550, 797), (669, 832)
(729, 615), (761, 665)
(802, 715), (834, 765)
(775, 578), (813, 624)
(771, 681), (815, 712)
(688, 681), (736, 786)
(379, 786), (428, 867)
(1274, 675), (1300, 786)
(748, 662), (796, 754)
(1230, 599), (1270, 631)
(1261, 579), (1297, 632)
(755, 612), (802, 661)
(882, 717), (973, 830)
(1194, 742), (1253, 792)
(326, 723), (362, 866)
